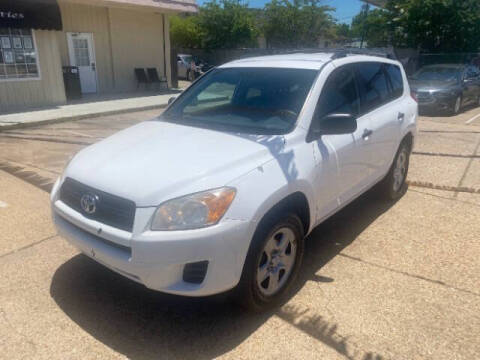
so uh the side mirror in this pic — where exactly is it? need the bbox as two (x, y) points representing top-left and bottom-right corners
(318, 113), (357, 135)
(168, 97), (176, 105)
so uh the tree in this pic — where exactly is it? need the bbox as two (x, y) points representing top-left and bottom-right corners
(170, 15), (203, 48)
(332, 23), (353, 45)
(350, 6), (390, 48)
(197, 0), (259, 49)
(263, 0), (335, 48)
(385, 0), (480, 52)
(170, 0), (259, 49)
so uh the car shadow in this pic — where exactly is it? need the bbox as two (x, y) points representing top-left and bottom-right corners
(50, 189), (398, 360)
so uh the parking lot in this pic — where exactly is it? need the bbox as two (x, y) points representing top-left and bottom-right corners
(1, 106), (480, 359)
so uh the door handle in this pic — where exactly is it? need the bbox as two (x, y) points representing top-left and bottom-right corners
(362, 129), (373, 139)
(398, 112), (405, 122)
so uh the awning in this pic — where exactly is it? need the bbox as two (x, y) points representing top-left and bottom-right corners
(0, 0), (63, 31)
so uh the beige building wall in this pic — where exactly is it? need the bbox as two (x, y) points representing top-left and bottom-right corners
(57, 2), (115, 93)
(108, 7), (167, 92)
(58, 2), (168, 93)
(0, 30), (66, 113)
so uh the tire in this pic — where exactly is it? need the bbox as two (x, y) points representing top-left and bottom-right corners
(377, 141), (411, 200)
(450, 95), (462, 115)
(235, 213), (305, 312)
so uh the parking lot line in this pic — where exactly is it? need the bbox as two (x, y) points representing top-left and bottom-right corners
(465, 112), (480, 124)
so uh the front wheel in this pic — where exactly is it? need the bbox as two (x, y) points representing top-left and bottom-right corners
(451, 95), (462, 115)
(377, 141), (411, 200)
(235, 214), (305, 311)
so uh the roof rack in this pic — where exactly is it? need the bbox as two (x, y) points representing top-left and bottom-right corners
(331, 48), (395, 60)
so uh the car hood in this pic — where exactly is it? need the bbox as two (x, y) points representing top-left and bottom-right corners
(409, 79), (460, 92)
(65, 120), (279, 206)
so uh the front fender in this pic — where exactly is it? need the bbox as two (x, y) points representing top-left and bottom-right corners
(225, 158), (316, 234)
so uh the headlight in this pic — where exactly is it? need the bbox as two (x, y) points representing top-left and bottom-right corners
(151, 187), (236, 231)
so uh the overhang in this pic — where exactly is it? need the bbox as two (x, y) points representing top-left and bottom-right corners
(62, 0), (198, 13)
(0, 0), (63, 30)
(362, 0), (386, 7)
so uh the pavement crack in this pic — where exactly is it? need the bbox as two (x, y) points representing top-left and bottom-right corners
(0, 134), (91, 145)
(0, 161), (54, 192)
(0, 234), (58, 259)
(406, 180), (480, 194)
(408, 188), (480, 208)
(412, 151), (480, 159)
(338, 253), (480, 297)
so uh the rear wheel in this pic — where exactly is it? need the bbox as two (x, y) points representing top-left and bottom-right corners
(235, 213), (304, 311)
(377, 141), (411, 200)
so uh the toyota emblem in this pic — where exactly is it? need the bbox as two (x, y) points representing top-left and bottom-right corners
(80, 194), (98, 214)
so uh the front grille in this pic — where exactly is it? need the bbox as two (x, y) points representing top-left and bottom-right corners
(416, 91), (434, 104)
(59, 177), (136, 232)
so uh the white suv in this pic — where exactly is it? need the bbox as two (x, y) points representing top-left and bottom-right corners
(51, 53), (417, 310)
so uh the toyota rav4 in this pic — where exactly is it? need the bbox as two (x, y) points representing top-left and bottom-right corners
(51, 53), (417, 311)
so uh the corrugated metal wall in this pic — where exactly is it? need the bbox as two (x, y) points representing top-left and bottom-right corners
(58, 2), (168, 93)
(0, 30), (66, 113)
(108, 7), (166, 92)
(0, 1), (171, 113)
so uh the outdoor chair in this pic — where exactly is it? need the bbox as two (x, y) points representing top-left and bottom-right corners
(134, 68), (150, 89)
(147, 68), (168, 90)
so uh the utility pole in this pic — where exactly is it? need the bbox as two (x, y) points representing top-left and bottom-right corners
(360, 3), (370, 49)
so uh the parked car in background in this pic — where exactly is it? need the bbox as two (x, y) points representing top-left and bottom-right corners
(410, 64), (480, 115)
(177, 54), (213, 81)
(51, 53), (417, 311)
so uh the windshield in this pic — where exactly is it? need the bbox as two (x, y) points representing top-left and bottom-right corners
(161, 67), (317, 134)
(411, 66), (462, 83)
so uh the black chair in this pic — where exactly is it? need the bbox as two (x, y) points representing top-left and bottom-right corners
(134, 68), (150, 89)
(147, 68), (168, 90)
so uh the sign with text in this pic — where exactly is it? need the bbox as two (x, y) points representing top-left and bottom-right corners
(0, 0), (62, 31)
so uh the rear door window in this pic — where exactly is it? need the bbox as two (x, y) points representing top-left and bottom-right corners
(385, 64), (404, 99)
(315, 64), (360, 120)
(356, 62), (390, 114)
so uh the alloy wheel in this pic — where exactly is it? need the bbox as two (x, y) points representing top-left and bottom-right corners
(256, 227), (297, 296)
(393, 148), (408, 192)
(454, 96), (461, 114)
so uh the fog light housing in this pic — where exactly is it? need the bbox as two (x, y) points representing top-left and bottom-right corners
(183, 261), (209, 284)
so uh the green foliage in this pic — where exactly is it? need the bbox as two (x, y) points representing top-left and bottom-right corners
(197, 0), (259, 49)
(332, 23), (353, 44)
(170, 15), (203, 48)
(262, 0), (335, 48)
(170, 0), (259, 49)
(351, 6), (390, 47)
(384, 0), (480, 52)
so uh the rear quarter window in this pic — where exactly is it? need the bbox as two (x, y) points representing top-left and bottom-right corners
(385, 64), (404, 99)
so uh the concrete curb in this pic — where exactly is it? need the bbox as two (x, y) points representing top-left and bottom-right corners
(0, 103), (167, 132)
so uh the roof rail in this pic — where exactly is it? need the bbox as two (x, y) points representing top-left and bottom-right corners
(331, 48), (395, 60)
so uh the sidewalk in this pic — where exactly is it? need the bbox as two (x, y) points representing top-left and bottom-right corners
(0, 93), (177, 131)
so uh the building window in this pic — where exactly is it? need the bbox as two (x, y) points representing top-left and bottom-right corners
(0, 28), (40, 81)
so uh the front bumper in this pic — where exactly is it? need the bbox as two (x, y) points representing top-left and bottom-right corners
(52, 199), (252, 296)
(415, 92), (457, 112)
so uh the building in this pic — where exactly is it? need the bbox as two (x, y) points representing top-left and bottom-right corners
(362, 0), (386, 6)
(0, 0), (197, 113)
